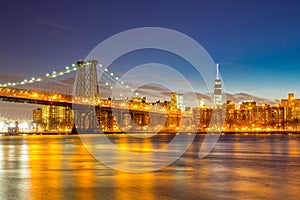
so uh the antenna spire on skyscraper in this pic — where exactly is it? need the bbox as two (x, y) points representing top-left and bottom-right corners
(216, 63), (219, 79)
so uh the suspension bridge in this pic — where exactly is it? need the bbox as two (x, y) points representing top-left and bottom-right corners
(0, 60), (182, 133)
(0, 60), (133, 105)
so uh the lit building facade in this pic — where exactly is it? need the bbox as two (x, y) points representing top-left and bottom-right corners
(30, 92), (300, 133)
(35, 105), (74, 132)
(281, 93), (300, 130)
(33, 108), (42, 131)
(213, 63), (223, 107)
(192, 106), (212, 131)
(170, 92), (184, 111)
(170, 92), (177, 110)
(192, 93), (300, 132)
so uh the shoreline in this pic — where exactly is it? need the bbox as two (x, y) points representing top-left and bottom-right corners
(2, 131), (300, 136)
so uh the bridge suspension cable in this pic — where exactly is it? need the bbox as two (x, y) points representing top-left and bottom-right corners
(0, 64), (78, 87)
(0, 60), (141, 99)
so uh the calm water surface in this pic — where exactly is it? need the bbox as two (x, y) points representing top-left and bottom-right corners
(0, 134), (300, 200)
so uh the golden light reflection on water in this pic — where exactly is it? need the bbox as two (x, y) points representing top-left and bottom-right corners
(71, 143), (95, 200)
(118, 137), (155, 152)
(28, 138), (62, 199)
(114, 171), (155, 200)
(0, 135), (300, 199)
(287, 138), (300, 155)
(0, 138), (30, 199)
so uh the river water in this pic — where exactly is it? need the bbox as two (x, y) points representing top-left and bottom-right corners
(0, 134), (300, 200)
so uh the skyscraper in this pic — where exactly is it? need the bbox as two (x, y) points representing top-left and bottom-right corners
(170, 92), (184, 111)
(214, 63), (223, 107)
(170, 92), (177, 110)
(176, 93), (184, 111)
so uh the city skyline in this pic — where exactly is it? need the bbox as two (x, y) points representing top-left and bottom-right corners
(0, 59), (299, 123)
(0, 1), (300, 101)
(1, 57), (300, 134)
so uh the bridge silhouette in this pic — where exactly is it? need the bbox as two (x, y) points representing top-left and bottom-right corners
(0, 60), (182, 133)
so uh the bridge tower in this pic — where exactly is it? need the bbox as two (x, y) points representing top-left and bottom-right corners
(73, 60), (100, 133)
(74, 60), (99, 101)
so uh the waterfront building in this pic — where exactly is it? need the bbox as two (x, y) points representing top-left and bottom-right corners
(35, 105), (74, 132)
(33, 108), (42, 131)
(192, 105), (212, 131)
(29, 90), (300, 133)
(33, 108), (42, 123)
(281, 93), (300, 130)
(225, 100), (235, 130)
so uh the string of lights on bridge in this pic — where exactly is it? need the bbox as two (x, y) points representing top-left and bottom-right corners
(98, 64), (140, 97)
(0, 62), (140, 98)
(0, 64), (78, 87)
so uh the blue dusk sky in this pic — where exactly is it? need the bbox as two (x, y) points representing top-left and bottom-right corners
(0, 0), (300, 101)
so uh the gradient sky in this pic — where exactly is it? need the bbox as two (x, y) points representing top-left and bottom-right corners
(0, 0), (300, 101)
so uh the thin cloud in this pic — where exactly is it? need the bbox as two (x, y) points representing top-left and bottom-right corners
(241, 88), (253, 92)
(35, 18), (73, 32)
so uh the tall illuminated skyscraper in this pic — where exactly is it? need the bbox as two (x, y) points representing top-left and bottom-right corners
(214, 63), (223, 107)
(170, 92), (185, 111)
(176, 93), (184, 111)
(170, 92), (177, 110)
